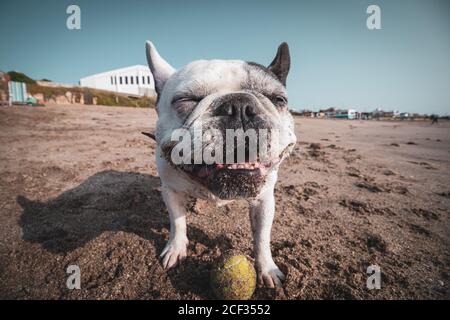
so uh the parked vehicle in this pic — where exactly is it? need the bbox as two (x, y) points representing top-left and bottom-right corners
(335, 109), (357, 119)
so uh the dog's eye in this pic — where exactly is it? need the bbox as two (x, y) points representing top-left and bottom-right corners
(173, 97), (198, 103)
(172, 96), (203, 116)
(272, 95), (287, 108)
(172, 96), (203, 104)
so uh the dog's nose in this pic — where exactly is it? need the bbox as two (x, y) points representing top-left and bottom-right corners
(222, 102), (257, 120)
(214, 93), (261, 122)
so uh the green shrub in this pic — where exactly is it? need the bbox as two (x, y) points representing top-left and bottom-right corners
(7, 71), (36, 84)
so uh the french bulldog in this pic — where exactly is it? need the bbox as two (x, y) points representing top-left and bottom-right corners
(145, 41), (296, 287)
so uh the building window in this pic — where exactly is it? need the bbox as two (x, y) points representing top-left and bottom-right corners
(136, 76), (139, 85)
(125, 76), (128, 85)
(147, 76), (150, 84)
(111, 76), (113, 85)
(114, 76), (117, 85)
(142, 76), (145, 84)
(131, 76), (134, 84)
(119, 77), (122, 85)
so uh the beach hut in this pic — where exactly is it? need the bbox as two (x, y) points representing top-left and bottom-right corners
(8, 81), (27, 104)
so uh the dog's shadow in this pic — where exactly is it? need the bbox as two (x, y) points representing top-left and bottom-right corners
(17, 170), (232, 298)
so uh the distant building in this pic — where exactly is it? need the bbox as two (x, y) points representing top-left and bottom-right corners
(371, 108), (397, 119)
(298, 109), (314, 117)
(79, 65), (156, 97)
(319, 107), (337, 118)
(360, 112), (372, 120)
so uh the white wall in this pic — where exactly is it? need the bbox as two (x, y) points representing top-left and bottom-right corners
(80, 65), (156, 96)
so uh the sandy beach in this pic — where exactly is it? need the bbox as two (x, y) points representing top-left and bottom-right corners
(0, 104), (448, 299)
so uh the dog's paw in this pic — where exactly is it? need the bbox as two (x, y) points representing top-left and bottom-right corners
(257, 260), (285, 288)
(160, 237), (188, 269)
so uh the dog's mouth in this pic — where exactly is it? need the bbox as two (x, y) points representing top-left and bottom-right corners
(178, 156), (279, 180)
(174, 144), (293, 199)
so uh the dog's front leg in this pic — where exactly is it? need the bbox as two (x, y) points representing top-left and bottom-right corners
(249, 186), (285, 287)
(160, 186), (189, 269)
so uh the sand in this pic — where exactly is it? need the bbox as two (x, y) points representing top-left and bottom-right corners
(0, 104), (448, 299)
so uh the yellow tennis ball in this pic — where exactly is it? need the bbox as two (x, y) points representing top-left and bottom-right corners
(210, 253), (256, 300)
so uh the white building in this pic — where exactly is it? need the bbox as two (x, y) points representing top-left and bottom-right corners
(79, 65), (156, 97)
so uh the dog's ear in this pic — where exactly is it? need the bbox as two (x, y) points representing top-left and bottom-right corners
(268, 42), (290, 86)
(146, 41), (176, 97)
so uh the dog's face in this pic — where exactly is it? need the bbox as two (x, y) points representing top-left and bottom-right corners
(147, 42), (296, 199)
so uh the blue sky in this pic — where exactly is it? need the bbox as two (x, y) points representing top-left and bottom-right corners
(1, 0), (449, 114)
